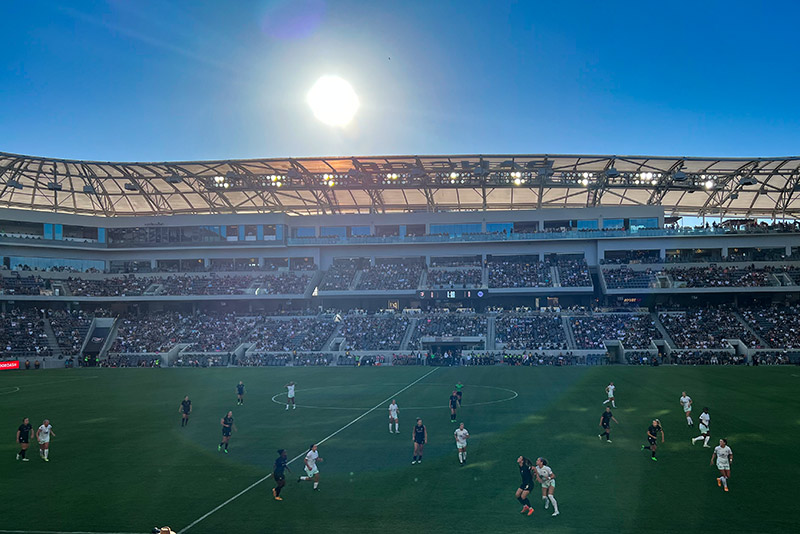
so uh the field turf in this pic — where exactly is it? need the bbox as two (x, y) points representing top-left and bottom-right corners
(1, 365), (798, 534)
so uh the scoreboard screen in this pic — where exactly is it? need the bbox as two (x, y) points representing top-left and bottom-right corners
(417, 289), (487, 299)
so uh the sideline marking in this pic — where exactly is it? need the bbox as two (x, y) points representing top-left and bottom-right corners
(270, 382), (518, 411)
(178, 367), (439, 534)
(0, 386), (21, 395)
(0, 530), (144, 534)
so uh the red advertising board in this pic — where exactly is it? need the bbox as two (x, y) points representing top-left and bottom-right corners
(0, 360), (20, 370)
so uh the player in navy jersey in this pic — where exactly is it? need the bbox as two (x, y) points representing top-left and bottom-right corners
(272, 449), (291, 500)
(598, 407), (619, 442)
(236, 382), (245, 406)
(641, 419), (664, 461)
(449, 391), (459, 422)
(218, 411), (236, 453)
(15, 417), (33, 461)
(515, 456), (535, 516)
(179, 396), (192, 427)
(411, 418), (427, 464)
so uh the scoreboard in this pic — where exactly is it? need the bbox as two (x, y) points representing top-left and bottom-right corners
(417, 289), (487, 299)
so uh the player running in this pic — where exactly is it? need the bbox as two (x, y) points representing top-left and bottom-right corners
(272, 449), (291, 500)
(236, 381), (245, 406)
(16, 417), (33, 461)
(298, 444), (322, 490)
(285, 382), (296, 410)
(455, 381), (464, 406)
(598, 407), (619, 443)
(36, 419), (55, 462)
(691, 407), (711, 447)
(641, 419), (664, 461)
(218, 411), (236, 453)
(602, 382), (616, 408)
(515, 456), (535, 516)
(711, 438), (733, 491)
(179, 395), (192, 427)
(535, 457), (559, 517)
(412, 418), (427, 464)
(680, 391), (693, 426)
(449, 390), (459, 422)
(454, 422), (469, 465)
(388, 399), (399, 434)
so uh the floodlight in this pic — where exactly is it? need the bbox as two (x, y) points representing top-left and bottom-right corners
(83, 185), (96, 194)
(606, 167), (620, 178)
(7, 179), (23, 189)
(167, 173), (182, 184)
(124, 182), (138, 191)
(704, 180), (715, 190)
(672, 171), (687, 182)
(47, 182), (62, 191)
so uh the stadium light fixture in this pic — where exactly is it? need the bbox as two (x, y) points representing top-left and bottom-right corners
(83, 185), (96, 194)
(672, 170), (687, 182)
(606, 167), (620, 178)
(124, 182), (138, 191)
(7, 179), (23, 189)
(47, 182), (62, 191)
(739, 176), (758, 186)
(167, 173), (182, 184)
(704, 179), (716, 190)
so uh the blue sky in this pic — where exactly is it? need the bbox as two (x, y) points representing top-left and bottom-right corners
(1, 1), (799, 161)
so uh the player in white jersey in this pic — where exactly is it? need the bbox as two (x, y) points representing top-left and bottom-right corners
(388, 399), (399, 433)
(454, 423), (469, 465)
(36, 419), (55, 462)
(691, 407), (711, 447)
(285, 382), (296, 410)
(710, 438), (733, 492)
(535, 457), (559, 517)
(679, 392), (693, 426)
(298, 444), (322, 490)
(602, 382), (616, 408)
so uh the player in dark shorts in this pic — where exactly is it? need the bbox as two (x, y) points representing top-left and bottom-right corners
(236, 382), (245, 406)
(218, 411), (236, 453)
(411, 418), (427, 464)
(272, 449), (291, 500)
(598, 407), (619, 442)
(16, 417), (33, 461)
(455, 381), (464, 406)
(641, 419), (665, 461)
(449, 391), (459, 422)
(515, 456), (535, 516)
(179, 396), (192, 427)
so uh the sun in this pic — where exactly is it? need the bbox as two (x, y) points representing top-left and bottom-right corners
(306, 75), (360, 127)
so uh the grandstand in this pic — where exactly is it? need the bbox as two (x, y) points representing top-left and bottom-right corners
(1, 151), (800, 366)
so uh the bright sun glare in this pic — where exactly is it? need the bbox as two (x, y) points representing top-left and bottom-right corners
(306, 75), (360, 127)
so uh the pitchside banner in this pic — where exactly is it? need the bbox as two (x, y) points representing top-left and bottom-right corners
(0, 360), (20, 370)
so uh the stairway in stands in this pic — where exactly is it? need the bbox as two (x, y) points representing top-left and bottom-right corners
(41, 317), (63, 359)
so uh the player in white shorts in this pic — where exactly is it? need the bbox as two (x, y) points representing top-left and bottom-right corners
(602, 382), (616, 408)
(454, 423), (469, 465)
(285, 382), (296, 410)
(679, 391), (693, 426)
(388, 399), (399, 433)
(36, 419), (55, 462)
(691, 407), (711, 447)
(535, 457), (559, 517)
(298, 444), (322, 490)
(710, 438), (733, 491)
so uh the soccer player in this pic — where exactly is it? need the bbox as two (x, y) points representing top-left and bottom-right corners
(680, 391), (693, 426)
(179, 395), (192, 427)
(15, 417), (33, 461)
(455, 381), (464, 406)
(285, 381), (296, 410)
(236, 381), (245, 406)
(641, 419), (664, 461)
(692, 407), (711, 447)
(711, 438), (733, 491)
(602, 382), (616, 408)
(535, 457), (559, 517)
(454, 422), (469, 465)
(515, 456), (535, 516)
(411, 418), (427, 464)
(272, 449), (291, 500)
(218, 411), (236, 453)
(36, 419), (55, 462)
(449, 390), (459, 422)
(298, 444), (322, 490)
(598, 407), (619, 442)
(388, 399), (399, 434)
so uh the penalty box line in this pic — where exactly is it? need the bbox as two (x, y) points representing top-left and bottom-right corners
(178, 367), (440, 534)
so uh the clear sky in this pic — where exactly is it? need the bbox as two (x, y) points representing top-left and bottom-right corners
(1, 1), (799, 162)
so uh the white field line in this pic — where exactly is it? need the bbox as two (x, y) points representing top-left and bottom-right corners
(178, 367), (439, 534)
(0, 530), (145, 534)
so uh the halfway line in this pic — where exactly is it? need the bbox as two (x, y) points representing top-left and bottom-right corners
(177, 367), (439, 534)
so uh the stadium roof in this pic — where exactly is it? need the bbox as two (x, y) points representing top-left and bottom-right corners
(1, 151), (799, 218)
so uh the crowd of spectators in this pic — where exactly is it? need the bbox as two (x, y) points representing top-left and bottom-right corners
(602, 267), (658, 289)
(626, 350), (658, 365)
(672, 350), (746, 365)
(0, 274), (47, 295)
(256, 273), (311, 295)
(159, 275), (252, 295)
(47, 309), (94, 356)
(752, 350), (798, 365)
(356, 262), (424, 290)
(318, 261), (364, 291)
(495, 314), (568, 350)
(557, 259), (592, 287)
(571, 314), (662, 349)
(500, 351), (597, 366)
(659, 309), (760, 349)
(249, 318), (338, 352)
(339, 314), (410, 351)
(489, 259), (552, 288)
(67, 275), (151, 297)
(740, 305), (800, 348)
(0, 309), (51, 357)
(427, 268), (482, 288)
(666, 265), (776, 287)
(412, 314), (488, 343)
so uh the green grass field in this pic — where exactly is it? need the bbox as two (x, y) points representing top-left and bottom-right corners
(1, 365), (798, 534)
